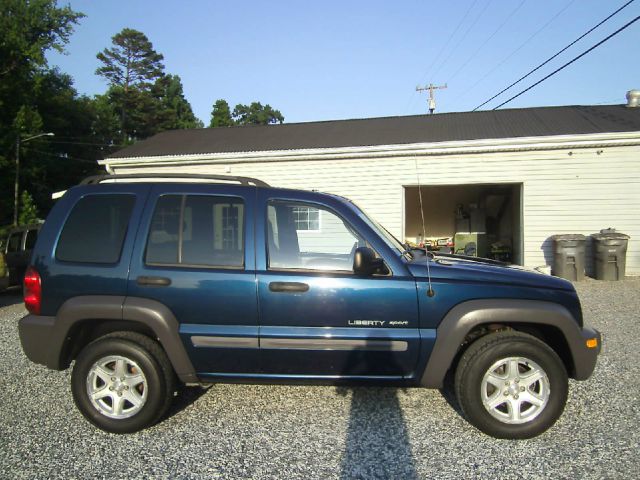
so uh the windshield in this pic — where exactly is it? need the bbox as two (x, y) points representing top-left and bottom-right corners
(344, 200), (407, 256)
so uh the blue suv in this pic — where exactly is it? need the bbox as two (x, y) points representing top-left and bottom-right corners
(19, 174), (601, 438)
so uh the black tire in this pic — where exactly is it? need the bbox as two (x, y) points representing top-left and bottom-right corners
(455, 331), (568, 439)
(71, 332), (176, 433)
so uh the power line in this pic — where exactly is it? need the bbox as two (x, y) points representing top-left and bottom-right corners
(431, 0), (493, 81)
(447, 0), (527, 84)
(26, 148), (100, 164)
(406, 0), (482, 113)
(455, 0), (576, 105)
(47, 140), (124, 147)
(474, 0), (636, 110)
(420, 0), (480, 83)
(493, 15), (640, 109)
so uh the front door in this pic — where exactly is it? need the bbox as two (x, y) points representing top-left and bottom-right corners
(256, 192), (420, 378)
(128, 184), (259, 376)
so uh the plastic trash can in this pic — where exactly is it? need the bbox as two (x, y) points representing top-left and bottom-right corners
(591, 229), (630, 281)
(551, 234), (586, 281)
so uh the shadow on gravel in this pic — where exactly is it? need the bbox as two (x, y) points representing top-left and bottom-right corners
(0, 288), (22, 308)
(165, 385), (209, 420)
(337, 387), (419, 480)
(439, 370), (465, 419)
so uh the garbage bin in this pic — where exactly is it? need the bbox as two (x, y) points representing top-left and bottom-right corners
(551, 234), (586, 281)
(591, 229), (630, 281)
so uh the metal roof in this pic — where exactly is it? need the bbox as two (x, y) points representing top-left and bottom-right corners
(108, 105), (640, 160)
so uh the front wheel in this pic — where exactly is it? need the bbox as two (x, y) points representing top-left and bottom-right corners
(71, 332), (175, 433)
(455, 331), (568, 439)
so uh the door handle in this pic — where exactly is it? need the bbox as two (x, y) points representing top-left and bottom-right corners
(269, 282), (309, 293)
(136, 276), (172, 287)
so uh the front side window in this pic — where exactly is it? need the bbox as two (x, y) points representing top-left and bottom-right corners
(56, 194), (135, 264)
(146, 195), (244, 268)
(267, 201), (366, 271)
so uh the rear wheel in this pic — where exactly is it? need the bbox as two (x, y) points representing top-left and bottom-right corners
(455, 331), (568, 439)
(71, 332), (175, 433)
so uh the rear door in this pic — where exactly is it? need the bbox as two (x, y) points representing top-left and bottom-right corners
(128, 184), (259, 376)
(256, 190), (421, 378)
(5, 230), (25, 285)
(37, 184), (147, 314)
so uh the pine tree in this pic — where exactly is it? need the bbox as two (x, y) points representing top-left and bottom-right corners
(209, 99), (234, 128)
(18, 190), (39, 225)
(96, 28), (165, 141)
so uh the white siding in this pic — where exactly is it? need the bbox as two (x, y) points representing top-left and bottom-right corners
(298, 210), (358, 255)
(112, 143), (640, 275)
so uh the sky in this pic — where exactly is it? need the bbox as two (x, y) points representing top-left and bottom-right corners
(48, 0), (640, 125)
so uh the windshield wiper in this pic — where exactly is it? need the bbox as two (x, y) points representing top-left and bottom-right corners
(401, 244), (435, 260)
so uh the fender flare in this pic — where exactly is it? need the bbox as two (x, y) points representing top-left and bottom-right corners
(54, 295), (197, 383)
(420, 299), (598, 387)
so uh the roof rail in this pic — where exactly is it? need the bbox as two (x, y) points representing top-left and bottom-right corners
(79, 173), (270, 187)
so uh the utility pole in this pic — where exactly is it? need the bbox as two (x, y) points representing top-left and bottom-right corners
(14, 132), (54, 225)
(416, 83), (447, 114)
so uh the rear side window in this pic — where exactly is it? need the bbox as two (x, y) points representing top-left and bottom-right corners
(7, 232), (22, 253)
(56, 194), (135, 264)
(25, 229), (38, 250)
(146, 194), (244, 268)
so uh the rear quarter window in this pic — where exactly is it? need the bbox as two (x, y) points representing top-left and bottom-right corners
(56, 194), (135, 264)
(25, 229), (38, 250)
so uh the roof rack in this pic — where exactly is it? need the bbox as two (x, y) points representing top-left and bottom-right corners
(79, 173), (270, 187)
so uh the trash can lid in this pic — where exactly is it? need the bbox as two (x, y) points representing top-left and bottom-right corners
(591, 232), (630, 240)
(551, 234), (586, 241)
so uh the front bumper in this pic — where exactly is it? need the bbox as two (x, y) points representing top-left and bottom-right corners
(573, 327), (602, 380)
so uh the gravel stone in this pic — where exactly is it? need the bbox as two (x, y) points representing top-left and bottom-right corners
(0, 278), (638, 479)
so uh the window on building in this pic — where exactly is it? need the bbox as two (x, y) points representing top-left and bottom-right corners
(146, 195), (244, 268)
(293, 206), (320, 231)
(56, 194), (135, 264)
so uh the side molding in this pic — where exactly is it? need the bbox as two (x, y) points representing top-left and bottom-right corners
(420, 299), (597, 388)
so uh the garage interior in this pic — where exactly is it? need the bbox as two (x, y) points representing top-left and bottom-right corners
(404, 183), (523, 264)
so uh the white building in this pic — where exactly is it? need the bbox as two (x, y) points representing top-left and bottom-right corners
(99, 104), (640, 275)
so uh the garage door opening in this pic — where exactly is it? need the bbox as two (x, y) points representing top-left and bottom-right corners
(404, 183), (523, 265)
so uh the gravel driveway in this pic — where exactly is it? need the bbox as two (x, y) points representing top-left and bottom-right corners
(1, 279), (638, 479)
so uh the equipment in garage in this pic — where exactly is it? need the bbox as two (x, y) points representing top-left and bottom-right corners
(405, 184), (521, 264)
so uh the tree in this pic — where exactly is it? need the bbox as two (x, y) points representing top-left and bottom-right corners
(209, 99), (234, 128)
(209, 100), (285, 128)
(96, 28), (165, 141)
(153, 75), (203, 130)
(18, 190), (39, 225)
(233, 102), (284, 125)
(15, 69), (107, 219)
(0, 0), (84, 79)
(96, 28), (164, 93)
(0, 0), (84, 223)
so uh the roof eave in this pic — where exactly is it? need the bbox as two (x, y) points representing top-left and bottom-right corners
(99, 131), (640, 168)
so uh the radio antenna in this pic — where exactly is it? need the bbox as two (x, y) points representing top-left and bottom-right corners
(414, 158), (435, 297)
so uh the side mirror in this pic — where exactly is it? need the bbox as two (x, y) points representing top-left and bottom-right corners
(353, 247), (385, 275)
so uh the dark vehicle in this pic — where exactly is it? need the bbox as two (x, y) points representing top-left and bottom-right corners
(4, 223), (41, 288)
(0, 251), (8, 292)
(18, 175), (601, 438)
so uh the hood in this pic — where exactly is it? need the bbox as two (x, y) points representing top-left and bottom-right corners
(407, 254), (574, 291)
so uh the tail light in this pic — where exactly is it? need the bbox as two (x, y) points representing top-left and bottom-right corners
(23, 267), (41, 315)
